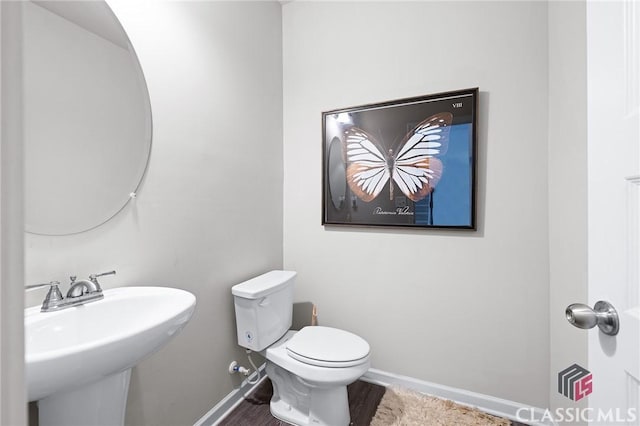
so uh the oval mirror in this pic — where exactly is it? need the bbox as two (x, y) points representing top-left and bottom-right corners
(23, 1), (152, 235)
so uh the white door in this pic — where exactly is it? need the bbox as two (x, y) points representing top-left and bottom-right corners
(586, 0), (640, 424)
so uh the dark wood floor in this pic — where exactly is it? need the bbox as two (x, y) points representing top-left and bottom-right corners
(218, 378), (529, 426)
(219, 378), (385, 426)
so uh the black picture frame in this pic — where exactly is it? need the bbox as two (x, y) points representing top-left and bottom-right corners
(322, 88), (478, 230)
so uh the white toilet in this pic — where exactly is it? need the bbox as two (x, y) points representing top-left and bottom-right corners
(232, 270), (370, 426)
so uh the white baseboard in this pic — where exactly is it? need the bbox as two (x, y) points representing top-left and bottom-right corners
(193, 364), (267, 426)
(361, 368), (556, 426)
(193, 365), (555, 426)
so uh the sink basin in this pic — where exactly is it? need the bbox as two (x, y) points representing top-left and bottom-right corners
(25, 286), (196, 425)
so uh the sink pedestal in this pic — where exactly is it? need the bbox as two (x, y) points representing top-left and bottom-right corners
(38, 369), (131, 426)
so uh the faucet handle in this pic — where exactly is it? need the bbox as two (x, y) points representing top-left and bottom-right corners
(25, 282), (64, 312)
(25, 281), (60, 290)
(40, 282), (64, 312)
(88, 270), (116, 292)
(89, 270), (116, 281)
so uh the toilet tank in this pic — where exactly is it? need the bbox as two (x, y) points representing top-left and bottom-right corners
(231, 270), (296, 351)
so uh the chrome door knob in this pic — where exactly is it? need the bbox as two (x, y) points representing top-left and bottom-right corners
(566, 301), (619, 336)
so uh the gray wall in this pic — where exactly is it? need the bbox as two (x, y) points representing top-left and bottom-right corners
(547, 1), (588, 423)
(24, 2), (283, 425)
(282, 1), (550, 407)
(1, 2), (27, 425)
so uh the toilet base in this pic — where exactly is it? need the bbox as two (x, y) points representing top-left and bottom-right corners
(266, 361), (350, 426)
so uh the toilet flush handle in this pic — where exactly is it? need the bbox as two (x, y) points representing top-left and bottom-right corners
(258, 297), (270, 307)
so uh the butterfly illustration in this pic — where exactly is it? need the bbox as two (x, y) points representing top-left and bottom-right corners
(343, 112), (453, 202)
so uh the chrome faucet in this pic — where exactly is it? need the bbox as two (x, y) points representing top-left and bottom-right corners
(26, 270), (116, 312)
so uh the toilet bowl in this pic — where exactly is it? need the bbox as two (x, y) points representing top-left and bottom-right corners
(232, 271), (371, 426)
(263, 327), (370, 426)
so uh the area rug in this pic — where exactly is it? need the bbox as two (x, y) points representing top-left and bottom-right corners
(370, 386), (511, 426)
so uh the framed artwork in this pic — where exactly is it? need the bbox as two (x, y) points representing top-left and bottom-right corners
(322, 88), (478, 229)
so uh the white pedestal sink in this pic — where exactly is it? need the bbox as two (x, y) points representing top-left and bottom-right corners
(25, 286), (196, 426)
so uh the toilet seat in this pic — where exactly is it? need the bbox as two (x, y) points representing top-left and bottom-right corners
(286, 326), (370, 368)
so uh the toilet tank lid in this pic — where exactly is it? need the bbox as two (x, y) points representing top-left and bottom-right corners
(231, 270), (296, 299)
